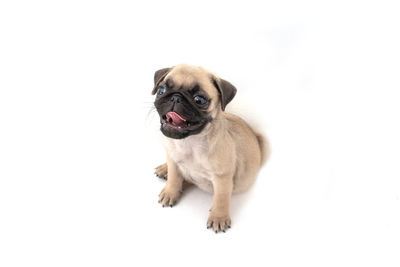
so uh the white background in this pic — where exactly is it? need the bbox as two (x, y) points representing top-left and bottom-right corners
(1, 0), (399, 266)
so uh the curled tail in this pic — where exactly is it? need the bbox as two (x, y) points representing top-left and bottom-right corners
(255, 132), (270, 166)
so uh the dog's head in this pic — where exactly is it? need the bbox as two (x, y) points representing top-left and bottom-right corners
(152, 64), (237, 139)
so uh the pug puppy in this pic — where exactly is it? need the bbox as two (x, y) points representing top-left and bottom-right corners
(152, 64), (268, 232)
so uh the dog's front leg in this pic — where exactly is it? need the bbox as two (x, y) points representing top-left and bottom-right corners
(158, 156), (183, 207)
(207, 174), (233, 232)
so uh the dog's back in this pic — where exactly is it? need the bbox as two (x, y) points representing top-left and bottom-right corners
(223, 113), (269, 192)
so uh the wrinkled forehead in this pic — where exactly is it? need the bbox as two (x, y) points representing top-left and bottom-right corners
(165, 66), (218, 98)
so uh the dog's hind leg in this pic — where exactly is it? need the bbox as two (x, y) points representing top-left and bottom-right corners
(154, 163), (168, 180)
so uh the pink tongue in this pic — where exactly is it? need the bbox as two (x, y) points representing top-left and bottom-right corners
(166, 112), (186, 126)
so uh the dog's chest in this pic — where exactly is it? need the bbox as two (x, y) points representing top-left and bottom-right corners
(164, 137), (213, 189)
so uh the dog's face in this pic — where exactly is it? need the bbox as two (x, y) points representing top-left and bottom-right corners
(152, 64), (237, 139)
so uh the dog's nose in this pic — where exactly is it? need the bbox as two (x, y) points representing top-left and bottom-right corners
(170, 94), (182, 103)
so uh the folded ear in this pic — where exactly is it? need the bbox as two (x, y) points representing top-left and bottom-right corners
(152, 67), (172, 95)
(212, 76), (237, 111)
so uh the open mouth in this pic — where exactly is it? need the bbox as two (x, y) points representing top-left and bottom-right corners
(161, 111), (200, 129)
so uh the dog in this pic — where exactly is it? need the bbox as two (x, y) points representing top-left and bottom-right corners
(152, 64), (268, 232)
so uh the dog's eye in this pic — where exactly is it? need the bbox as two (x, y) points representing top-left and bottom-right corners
(194, 95), (207, 106)
(157, 85), (166, 96)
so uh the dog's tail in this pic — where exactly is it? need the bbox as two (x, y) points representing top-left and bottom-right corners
(255, 132), (270, 167)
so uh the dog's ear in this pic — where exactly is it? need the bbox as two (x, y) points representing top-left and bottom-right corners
(152, 67), (172, 95)
(212, 76), (237, 111)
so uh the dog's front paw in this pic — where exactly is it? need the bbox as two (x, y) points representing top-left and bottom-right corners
(158, 186), (181, 207)
(207, 213), (231, 233)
